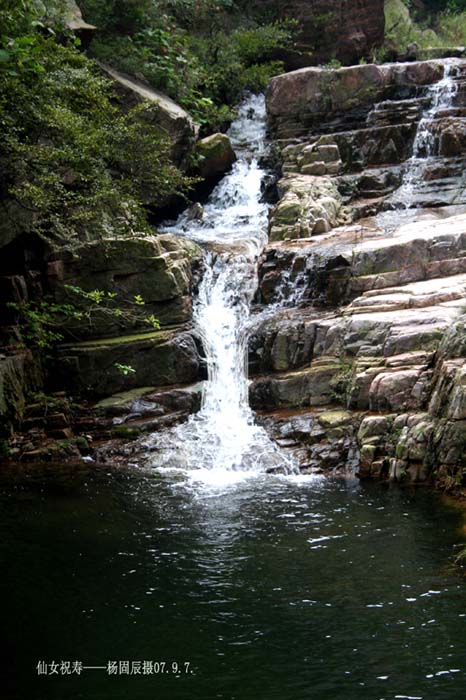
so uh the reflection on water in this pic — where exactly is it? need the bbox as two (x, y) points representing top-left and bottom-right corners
(1, 468), (465, 700)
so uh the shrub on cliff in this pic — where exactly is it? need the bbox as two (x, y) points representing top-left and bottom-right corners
(382, 0), (466, 58)
(0, 1), (192, 242)
(437, 7), (466, 42)
(79, 0), (295, 131)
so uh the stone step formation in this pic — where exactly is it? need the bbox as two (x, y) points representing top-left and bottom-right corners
(4, 55), (466, 488)
(246, 58), (466, 484)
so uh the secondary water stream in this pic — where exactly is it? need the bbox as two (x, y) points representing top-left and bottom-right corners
(398, 62), (458, 206)
(377, 60), (462, 232)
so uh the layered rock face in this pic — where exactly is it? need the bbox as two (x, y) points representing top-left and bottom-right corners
(48, 235), (203, 398)
(266, 59), (466, 234)
(267, 60), (445, 139)
(0, 231), (204, 454)
(253, 58), (466, 486)
(256, 0), (385, 65)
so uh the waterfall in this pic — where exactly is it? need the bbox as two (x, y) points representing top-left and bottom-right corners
(397, 62), (458, 207)
(148, 95), (294, 483)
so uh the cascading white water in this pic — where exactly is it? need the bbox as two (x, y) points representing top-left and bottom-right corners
(147, 95), (294, 484)
(398, 62), (458, 206)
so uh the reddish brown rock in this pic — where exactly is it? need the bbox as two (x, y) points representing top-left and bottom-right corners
(266, 60), (446, 139)
(439, 119), (466, 156)
(256, 0), (385, 65)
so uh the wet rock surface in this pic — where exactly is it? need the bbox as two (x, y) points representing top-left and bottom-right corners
(0, 230), (204, 449)
(4, 57), (466, 490)
(268, 174), (349, 241)
(194, 133), (236, 180)
(251, 57), (466, 487)
(48, 234), (203, 338)
(54, 328), (202, 398)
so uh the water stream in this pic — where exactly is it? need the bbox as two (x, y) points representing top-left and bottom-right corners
(396, 62), (458, 207)
(149, 95), (293, 483)
(145, 67), (461, 482)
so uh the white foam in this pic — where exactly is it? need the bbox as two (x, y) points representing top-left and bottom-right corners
(147, 95), (296, 485)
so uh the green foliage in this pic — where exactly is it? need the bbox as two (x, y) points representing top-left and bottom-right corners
(188, 21), (294, 108)
(0, 0), (297, 249)
(329, 364), (353, 404)
(383, 0), (431, 52)
(427, 1), (466, 13)
(0, 5), (193, 241)
(0, 33), (48, 77)
(79, 0), (154, 34)
(8, 286), (160, 350)
(324, 58), (343, 69)
(6, 300), (74, 348)
(114, 363), (136, 375)
(81, 1), (295, 131)
(437, 9), (466, 42)
(0, 1), (40, 37)
(440, 466), (466, 491)
(382, 0), (466, 58)
(0, 0), (55, 78)
(63, 285), (161, 331)
(0, 438), (12, 458)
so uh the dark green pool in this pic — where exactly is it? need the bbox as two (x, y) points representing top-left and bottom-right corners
(1, 466), (466, 700)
